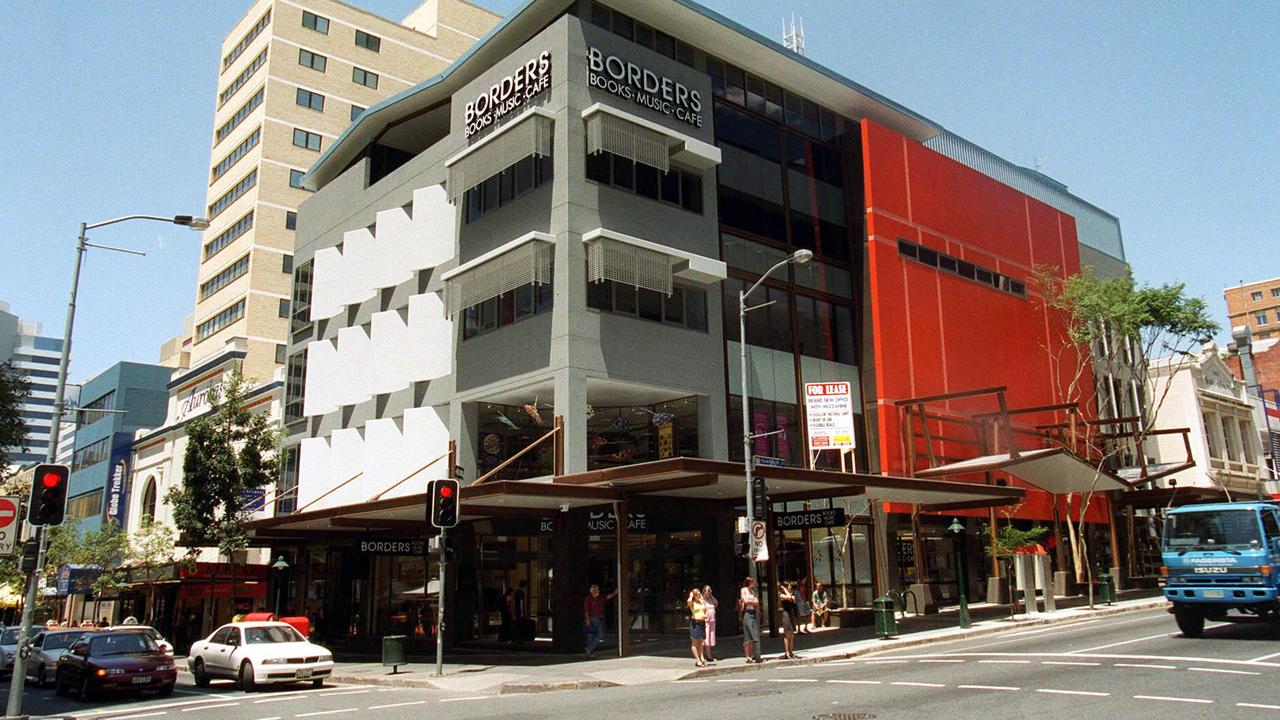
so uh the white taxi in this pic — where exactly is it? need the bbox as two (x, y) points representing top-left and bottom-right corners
(187, 622), (332, 691)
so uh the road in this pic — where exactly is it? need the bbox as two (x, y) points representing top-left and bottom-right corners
(11, 607), (1280, 719)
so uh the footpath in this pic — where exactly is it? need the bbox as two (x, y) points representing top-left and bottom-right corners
(322, 590), (1168, 695)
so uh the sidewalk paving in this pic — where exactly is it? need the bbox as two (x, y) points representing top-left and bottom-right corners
(326, 591), (1168, 694)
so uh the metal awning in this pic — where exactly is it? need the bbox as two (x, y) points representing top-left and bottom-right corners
(445, 107), (553, 202)
(583, 228), (726, 297)
(246, 457), (1024, 538)
(913, 446), (1133, 493)
(582, 103), (721, 173)
(441, 232), (553, 316)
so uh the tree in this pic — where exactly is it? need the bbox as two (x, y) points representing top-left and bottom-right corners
(78, 522), (131, 621)
(982, 520), (1047, 617)
(0, 361), (31, 479)
(1033, 266), (1218, 603)
(167, 370), (279, 593)
(129, 521), (177, 622)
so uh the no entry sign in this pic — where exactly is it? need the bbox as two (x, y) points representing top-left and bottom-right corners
(0, 497), (19, 555)
(804, 382), (856, 450)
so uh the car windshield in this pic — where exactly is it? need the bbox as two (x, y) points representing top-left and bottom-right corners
(1, 628), (18, 645)
(45, 633), (82, 651)
(89, 633), (158, 656)
(244, 626), (304, 644)
(1165, 510), (1263, 551)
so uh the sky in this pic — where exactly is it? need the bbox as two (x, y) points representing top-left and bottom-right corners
(0, 0), (1276, 384)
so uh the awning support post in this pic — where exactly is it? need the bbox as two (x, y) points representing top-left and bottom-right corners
(614, 499), (629, 658)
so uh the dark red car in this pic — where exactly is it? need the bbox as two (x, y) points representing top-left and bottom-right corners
(54, 630), (176, 700)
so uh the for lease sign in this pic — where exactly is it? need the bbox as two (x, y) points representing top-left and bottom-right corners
(804, 382), (855, 450)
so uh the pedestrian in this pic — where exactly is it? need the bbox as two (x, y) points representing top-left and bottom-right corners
(515, 579), (528, 620)
(795, 579), (811, 633)
(739, 576), (760, 663)
(687, 588), (707, 667)
(778, 581), (798, 659)
(582, 583), (618, 659)
(701, 585), (718, 663)
(811, 582), (831, 628)
(500, 588), (515, 642)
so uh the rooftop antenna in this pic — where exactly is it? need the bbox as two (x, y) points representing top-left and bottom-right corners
(783, 13), (805, 56)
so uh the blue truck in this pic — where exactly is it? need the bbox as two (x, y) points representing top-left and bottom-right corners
(1161, 501), (1280, 637)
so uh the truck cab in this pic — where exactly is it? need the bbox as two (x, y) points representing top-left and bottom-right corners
(1161, 501), (1280, 637)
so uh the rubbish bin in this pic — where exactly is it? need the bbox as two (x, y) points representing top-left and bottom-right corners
(1097, 573), (1116, 605)
(873, 596), (897, 639)
(382, 635), (408, 673)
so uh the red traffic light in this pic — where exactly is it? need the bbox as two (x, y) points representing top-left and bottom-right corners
(439, 485), (453, 498)
(41, 471), (63, 489)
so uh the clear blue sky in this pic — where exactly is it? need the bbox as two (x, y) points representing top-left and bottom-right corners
(1, 0), (1275, 383)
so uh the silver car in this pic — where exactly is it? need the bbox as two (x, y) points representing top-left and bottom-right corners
(0, 626), (18, 676)
(25, 629), (90, 688)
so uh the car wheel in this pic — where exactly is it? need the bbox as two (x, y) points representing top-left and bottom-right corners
(158, 682), (175, 697)
(312, 678), (324, 688)
(1175, 605), (1205, 638)
(79, 676), (95, 701)
(54, 671), (69, 697)
(239, 661), (256, 692)
(192, 658), (210, 687)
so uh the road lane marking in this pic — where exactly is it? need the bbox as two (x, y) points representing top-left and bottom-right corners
(256, 697), (300, 704)
(320, 690), (370, 696)
(75, 698), (241, 717)
(829, 680), (880, 685)
(182, 704), (239, 712)
(296, 710), (358, 717)
(675, 679), (710, 684)
(1250, 650), (1280, 663)
(864, 659), (909, 664)
(315, 685), (372, 693)
(1067, 632), (1172, 654)
(368, 701), (428, 710)
(1114, 663), (1176, 669)
(958, 685), (1019, 692)
(1007, 620), (1100, 637)
(1189, 667), (1260, 676)
(892, 681), (945, 688)
(1037, 689), (1110, 697)
(439, 696), (489, 702)
(877, 651), (1280, 668)
(931, 610), (1170, 653)
(919, 659), (965, 664)
(979, 659), (1031, 664)
(769, 678), (819, 683)
(717, 678), (758, 683)
(1042, 661), (1099, 666)
(109, 713), (169, 720)
(1134, 695), (1212, 704)
(253, 717), (282, 720)
(1239, 703), (1280, 710)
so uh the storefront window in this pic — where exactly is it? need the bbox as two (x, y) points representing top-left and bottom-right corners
(370, 555), (429, 640)
(476, 402), (556, 480)
(727, 395), (800, 465)
(586, 397), (700, 470)
(588, 529), (704, 634)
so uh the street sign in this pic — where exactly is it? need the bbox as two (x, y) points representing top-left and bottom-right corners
(749, 520), (769, 562)
(772, 507), (846, 531)
(0, 497), (19, 555)
(804, 382), (856, 450)
(753, 455), (785, 468)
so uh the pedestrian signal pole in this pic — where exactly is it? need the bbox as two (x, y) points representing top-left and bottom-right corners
(429, 478), (459, 677)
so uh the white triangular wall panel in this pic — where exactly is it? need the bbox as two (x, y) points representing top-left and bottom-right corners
(296, 436), (332, 511)
(335, 326), (373, 408)
(410, 185), (456, 271)
(391, 406), (451, 500)
(310, 247), (345, 321)
(340, 227), (378, 308)
(369, 309), (410, 395)
(406, 293), (452, 383)
(303, 339), (339, 417)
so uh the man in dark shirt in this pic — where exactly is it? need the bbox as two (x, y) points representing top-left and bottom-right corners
(582, 584), (618, 658)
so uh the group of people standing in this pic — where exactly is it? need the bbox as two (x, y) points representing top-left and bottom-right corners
(588, 577), (836, 666)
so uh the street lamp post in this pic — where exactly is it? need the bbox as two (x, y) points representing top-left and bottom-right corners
(948, 518), (972, 629)
(272, 556), (291, 618)
(6, 214), (207, 719)
(740, 248), (811, 662)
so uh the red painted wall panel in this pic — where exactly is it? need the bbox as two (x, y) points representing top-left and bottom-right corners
(861, 119), (1105, 524)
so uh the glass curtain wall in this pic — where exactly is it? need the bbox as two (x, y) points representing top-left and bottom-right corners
(714, 98), (865, 470)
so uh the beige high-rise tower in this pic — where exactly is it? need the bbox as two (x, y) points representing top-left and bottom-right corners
(179, 0), (499, 381)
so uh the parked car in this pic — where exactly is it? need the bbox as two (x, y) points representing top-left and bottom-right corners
(187, 622), (333, 691)
(25, 628), (91, 688)
(54, 630), (176, 700)
(105, 625), (174, 655)
(0, 626), (19, 676)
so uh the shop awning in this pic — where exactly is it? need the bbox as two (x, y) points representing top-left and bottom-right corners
(582, 103), (721, 173)
(445, 107), (553, 202)
(583, 228), (726, 297)
(245, 457), (1024, 539)
(912, 446), (1133, 494)
(441, 232), (554, 316)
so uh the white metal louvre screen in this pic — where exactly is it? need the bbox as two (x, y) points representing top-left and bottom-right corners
(447, 114), (553, 202)
(445, 240), (553, 315)
(586, 238), (672, 296)
(586, 113), (669, 173)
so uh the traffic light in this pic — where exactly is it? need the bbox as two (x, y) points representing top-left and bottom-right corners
(734, 532), (749, 558)
(19, 539), (40, 572)
(429, 478), (459, 528)
(27, 463), (69, 526)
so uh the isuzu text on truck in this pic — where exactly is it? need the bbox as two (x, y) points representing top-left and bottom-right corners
(1161, 501), (1280, 637)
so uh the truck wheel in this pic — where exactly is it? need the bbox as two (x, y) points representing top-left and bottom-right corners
(1175, 605), (1205, 637)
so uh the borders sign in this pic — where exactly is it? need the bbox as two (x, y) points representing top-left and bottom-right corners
(804, 382), (856, 450)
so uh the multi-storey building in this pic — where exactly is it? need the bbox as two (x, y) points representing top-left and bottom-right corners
(0, 301), (66, 470)
(247, 0), (1139, 653)
(1226, 277), (1280, 342)
(180, 0), (500, 382)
